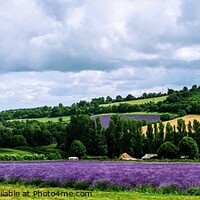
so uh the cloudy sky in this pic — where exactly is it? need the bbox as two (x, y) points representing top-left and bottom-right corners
(0, 0), (200, 110)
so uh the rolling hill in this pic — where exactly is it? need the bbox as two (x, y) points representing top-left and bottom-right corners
(142, 114), (200, 134)
(100, 96), (168, 107)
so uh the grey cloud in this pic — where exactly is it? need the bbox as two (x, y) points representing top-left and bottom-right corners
(1, 0), (200, 110)
(1, 67), (200, 110)
(1, 0), (197, 73)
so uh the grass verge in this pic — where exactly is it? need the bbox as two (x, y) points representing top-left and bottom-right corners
(0, 184), (200, 200)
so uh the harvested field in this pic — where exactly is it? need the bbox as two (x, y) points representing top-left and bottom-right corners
(142, 115), (200, 134)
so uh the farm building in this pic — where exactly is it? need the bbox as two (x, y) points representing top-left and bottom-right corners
(142, 154), (157, 160)
(119, 153), (137, 161)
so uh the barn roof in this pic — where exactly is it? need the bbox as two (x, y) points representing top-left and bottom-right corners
(119, 153), (132, 159)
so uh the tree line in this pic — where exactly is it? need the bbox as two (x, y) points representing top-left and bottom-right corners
(64, 114), (200, 159)
(1, 85), (200, 121)
(1, 114), (200, 159)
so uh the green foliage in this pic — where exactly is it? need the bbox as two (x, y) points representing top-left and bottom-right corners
(157, 142), (179, 159)
(177, 109), (187, 117)
(94, 117), (108, 156)
(159, 185), (182, 195)
(82, 155), (109, 160)
(66, 115), (96, 155)
(136, 184), (157, 193)
(10, 135), (27, 147)
(4, 177), (19, 184)
(23, 179), (43, 186)
(46, 152), (62, 160)
(62, 179), (76, 188)
(179, 136), (199, 159)
(165, 122), (174, 143)
(187, 187), (200, 196)
(0, 153), (47, 161)
(73, 181), (90, 190)
(160, 113), (170, 121)
(92, 181), (110, 191)
(39, 180), (61, 187)
(69, 140), (86, 158)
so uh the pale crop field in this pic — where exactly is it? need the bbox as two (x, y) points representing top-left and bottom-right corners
(142, 115), (200, 134)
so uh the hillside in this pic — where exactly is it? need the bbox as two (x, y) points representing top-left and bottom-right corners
(9, 116), (70, 123)
(0, 148), (32, 156)
(142, 114), (200, 134)
(100, 96), (167, 107)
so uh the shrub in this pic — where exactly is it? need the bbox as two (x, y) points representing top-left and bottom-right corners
(5, 177), (19, 184)
(69, 140), (86, 158)
(92, 181), (110, 191)
(179, 136), (199, 159)
(108, 185), (127, 191)
(73, 181), (90, 190)
(0, 154), (47, 161)
(177, 109), (187, 117)
(23, 179), (43, 186)
(10, 135), (27, 147)
(137, 184), (157, 193)
(160, 114), (170, 121)
(187, 187), (200, 196)
(159, 185), (182, 195)
(157, 141), (179, 159)
(63, 179), (76, 188)
(46, 152), (62, 160)
(39, 180), (61, 187)
(82, 155), (109, 160)
(58, 143), (65, 151)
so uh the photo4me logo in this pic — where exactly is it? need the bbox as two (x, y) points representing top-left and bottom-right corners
(0, 190), (20, 197)
(0, 190), (92, 198)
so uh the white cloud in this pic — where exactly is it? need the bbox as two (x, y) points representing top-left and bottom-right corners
(174, 46), (200, 61)
(1, 67), (200, 110)
(0, 0), (200, 110)
(0, 0), (184, 72)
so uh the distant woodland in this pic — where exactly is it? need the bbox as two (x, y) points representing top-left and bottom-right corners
(0, 85), (200, 160)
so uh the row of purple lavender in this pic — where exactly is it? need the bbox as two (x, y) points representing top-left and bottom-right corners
(0, 161), (199, 189)
(92, 114), (160, 128)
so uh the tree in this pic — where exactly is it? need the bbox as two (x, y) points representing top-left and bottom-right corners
(105, 96), (112, 104)
(66, 115), (96, 155)
(10, 135), (27, 147)
(115, 95), (123, 102)
(165, 122), (174, 143)
(179, 136), (199, 159)
(157, 121), (164, 146)
(106, 115), (123, 158)
(152, 123), (160, 153)
(69, 140), (86, 158)
(160, 114), (170, 121)
(157, 141), (179, 159)
(121, 118), (143, 158)
(177, 119), (186, 139)
(124, 94), (135, 101)
(146, 123), (154, 153)
(94, 117), (107, 156)
(142, 92), (148, 99)
(177, 109), (186, 117)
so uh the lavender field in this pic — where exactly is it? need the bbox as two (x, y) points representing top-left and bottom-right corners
(92, 114), (160, 128)
(0, 161), (200, 189)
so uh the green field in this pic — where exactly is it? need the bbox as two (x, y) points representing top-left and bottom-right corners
(100, 96), (168, 107)
(0, 184), (198, 200)
(0, 144), (59, 157)
(92, 111), (173, 116)
(9, 116), (71, 123)
(0, 148), (32, 156)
